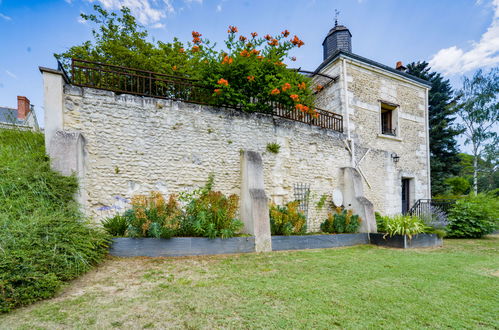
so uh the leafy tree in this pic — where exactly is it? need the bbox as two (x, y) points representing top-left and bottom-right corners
(55, 5), (316, 114)
(406, 61), (462, 196)
(452, 68), (499, 195)
(443, 176), (470, 196)
(457, 152), (498, 193)
(55, 5), (201, 79)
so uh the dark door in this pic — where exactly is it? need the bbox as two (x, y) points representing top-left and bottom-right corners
(402, 179), (410, 214)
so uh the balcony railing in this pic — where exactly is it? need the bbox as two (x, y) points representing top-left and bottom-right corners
(70, 58), (343, 133)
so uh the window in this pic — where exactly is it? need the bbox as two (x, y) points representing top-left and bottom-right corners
(380, 102), (398, 136)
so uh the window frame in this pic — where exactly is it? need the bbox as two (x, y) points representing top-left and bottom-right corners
(379, 101), (399, 137)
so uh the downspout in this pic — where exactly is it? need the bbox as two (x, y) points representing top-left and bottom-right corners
(341, 58), (355, 167)
(341, 58), (370, 237)
(425, 87), (431, 198)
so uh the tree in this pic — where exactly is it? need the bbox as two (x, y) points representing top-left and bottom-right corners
(452, 68), (499, 195)
(55, 5), (315, 114)
(406, 61), (462, 196)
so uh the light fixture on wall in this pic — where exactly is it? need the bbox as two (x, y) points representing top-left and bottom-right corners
(391, 152), (400, 163)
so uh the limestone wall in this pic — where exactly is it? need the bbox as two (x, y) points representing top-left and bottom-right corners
(57, 55), (429, 229)
(319, 58), (430, 215)
(63, 86), (352, 230)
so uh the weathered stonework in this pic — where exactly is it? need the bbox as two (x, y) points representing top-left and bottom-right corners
(316, 56), (430, 215)
(62, 85), (352, 230)
(42, 50), (430, 233)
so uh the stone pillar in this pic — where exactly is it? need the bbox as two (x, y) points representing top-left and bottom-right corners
(240, 150), (272, 252)
(48, 131), (87, 211)
(340, 167), (377, 233)
(39, 67), (64, 152)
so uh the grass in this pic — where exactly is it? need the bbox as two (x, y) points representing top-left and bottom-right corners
(0, 128), (109, 312)
(1, 236), (498, 329)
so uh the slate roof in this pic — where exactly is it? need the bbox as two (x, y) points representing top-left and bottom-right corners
(0, 106), (24, 125)
(315, 50), (432, 88)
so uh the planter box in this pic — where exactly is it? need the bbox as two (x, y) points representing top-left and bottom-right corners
(370, 233), (442, 249)
(109, 236), (255, 257)
(271, 233), (369, 251)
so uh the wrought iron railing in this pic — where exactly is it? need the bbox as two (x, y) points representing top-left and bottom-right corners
(408, 199), (456, 217)
(382, 126), (397, 136)
(70, 59), (343, 133)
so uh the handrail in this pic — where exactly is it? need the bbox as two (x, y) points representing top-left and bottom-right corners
(70, 58), (344, 133)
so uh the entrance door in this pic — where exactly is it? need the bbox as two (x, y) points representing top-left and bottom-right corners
(402, 178), (410, 214)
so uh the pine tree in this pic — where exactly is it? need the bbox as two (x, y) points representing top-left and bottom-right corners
(406, 61), (462, 196)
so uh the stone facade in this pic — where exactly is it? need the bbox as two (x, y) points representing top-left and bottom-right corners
(41, 50), (430, 232)
(316, 55), (430, 216)
(61, 85), (352, 231)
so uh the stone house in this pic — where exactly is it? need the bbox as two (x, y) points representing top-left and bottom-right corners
(40, 22), (431, 241)
(0, 96), (39, 130)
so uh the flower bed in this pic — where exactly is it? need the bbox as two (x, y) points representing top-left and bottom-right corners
(369, 233), (443, 249)
(109, 236), (255, 257)
(271, 233), (369, 251)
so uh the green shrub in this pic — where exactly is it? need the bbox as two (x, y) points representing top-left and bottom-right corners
(321, 208), (362, 234)
(266, 142), (280, 154)
(447, 194), (498, 238)
(102, 214), (128, 236)
(269, 201), (307, 235)
(375, 212), (388, 233)
(179, 181), (242, 239)
(378, 215), (425, 239)
(57, 6), (318, 116)
(0, 129), (109, 313)
(103, 176), (243, 239)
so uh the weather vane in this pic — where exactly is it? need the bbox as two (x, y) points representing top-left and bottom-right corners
(334, 9), (340, 27)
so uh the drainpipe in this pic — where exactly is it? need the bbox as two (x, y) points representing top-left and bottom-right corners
(342, 58), (355, 167)
(425, 87), (431, 198)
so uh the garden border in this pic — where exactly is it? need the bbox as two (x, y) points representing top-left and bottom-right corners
(109, 233), (444, 257)
(369, 233), (443, 248)
(109, 236), (255, 257)
(271, 233), (369, 251)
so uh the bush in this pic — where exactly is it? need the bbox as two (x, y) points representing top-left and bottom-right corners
(418, 206), (449, 238)
(447, 194), (498, 238)
(103, 176), (243, 239)
(0, 129), (109, 313)
(269, 201), (307, 235)
(179, 184), (242, 239)
(321, 208), (362, 234)
(377, 214), (425, 239)
(56, 5), (319, 116)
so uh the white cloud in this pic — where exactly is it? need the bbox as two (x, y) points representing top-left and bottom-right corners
(85, 0), (174, 25)
(65, 0), (73, 3)
(430, 0), (499, 75)
(184, 0), (202, 3)
(150, 22), (165, 29)
(0, 13), (12, 21)
(216, 4), (222, 12)
(5, 70), (17, 79)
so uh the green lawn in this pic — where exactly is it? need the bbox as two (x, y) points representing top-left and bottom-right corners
(1, 236), (498, 329)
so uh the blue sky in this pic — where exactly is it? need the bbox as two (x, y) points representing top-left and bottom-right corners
(0, 0), (498, 129)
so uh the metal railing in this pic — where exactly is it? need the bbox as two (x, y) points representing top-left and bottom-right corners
(408, 199), (456, 217)
(382, 126), (397, 136)
(70, 58), (343, 133)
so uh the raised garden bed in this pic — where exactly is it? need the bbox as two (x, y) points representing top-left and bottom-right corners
(271, 233), (369, 251)
(109, 236), (255, 257)
(369, 233), (443, 249)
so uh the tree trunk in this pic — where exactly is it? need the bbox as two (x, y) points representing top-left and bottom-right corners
(473, 152), (478, 195)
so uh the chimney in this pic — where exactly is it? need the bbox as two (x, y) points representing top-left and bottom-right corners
(322, 24), (352, 60)
(395, 61), (407, 72)
(17, 96), (30, 120)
